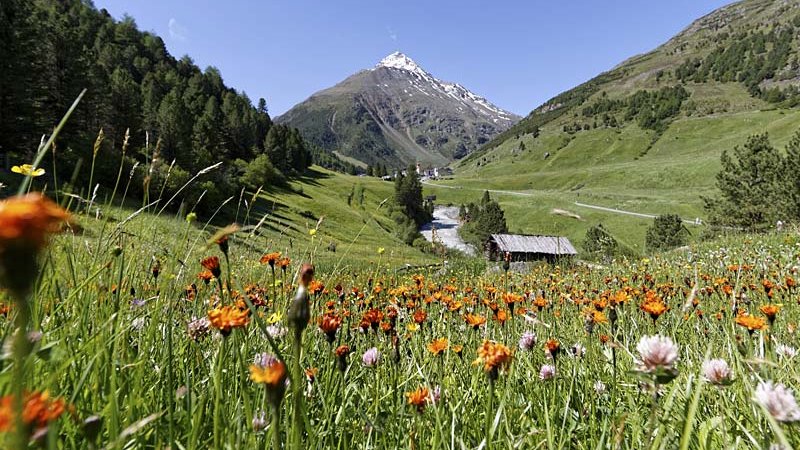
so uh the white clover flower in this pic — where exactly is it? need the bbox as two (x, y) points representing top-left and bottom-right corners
(593, 381), (606, 395)
(701, 358), (732, 385)
(775, 344), (797, 361)
(754, 381), (800, 423)
(539, 364), (556, 380)
(362, 347), (381, 367)
(518, 331), (536, 351)
(635, 335), (678, 372)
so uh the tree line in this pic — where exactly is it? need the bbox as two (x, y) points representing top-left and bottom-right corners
(675, 20), (800, 105)
(0, 0), (354, 214)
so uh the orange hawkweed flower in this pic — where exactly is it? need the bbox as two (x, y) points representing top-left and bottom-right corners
(208, 305), (250, 336)
(0, 194), (71, 296)
(249, 361), (287, 387)
(308, 280), (325, 295)
(277, 257), (291, 271)
(640, 298), (669, 322)
(759, 304), (781, 324)
(544, 339), (561, 359)
(494, 309), (509, 326)
(0, 391), (68, 432)
(200, 256), (221, 278)
(317, 313), (343, 343)
(413, 309), (427, 324)
(427, 338), (448, 356)
(533, 297), (548, 311)
(474, 340), (513, 378)
(197, 270), (214, 285)
(735, 314), (767, 334)
(260, 252), (282, 267)
(0, 193), (70, 251)
(250, 360), (288, 405)
(334, 344), (351, 372)
(464, 313), (486, 330)
(406, 386), (429, 413)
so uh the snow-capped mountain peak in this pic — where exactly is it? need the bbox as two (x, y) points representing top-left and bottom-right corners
(376, 51), (424, 73)
(373, 51), (515, 123)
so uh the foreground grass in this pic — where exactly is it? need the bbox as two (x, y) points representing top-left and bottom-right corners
(1, 185), (799, 448)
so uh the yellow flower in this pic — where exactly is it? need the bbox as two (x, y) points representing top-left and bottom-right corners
(309, 229), (317, 236)
(406, 323), (419, 332)
(11, 164), (45, 177)
(267, 311), (283, 324)
(377, 247), (385, 255)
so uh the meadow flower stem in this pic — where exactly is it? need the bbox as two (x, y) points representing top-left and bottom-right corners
(290, 328), (304, 449)
(485, 377), (495, 450)
(270, 266), (276, 309)
(11, 297), (31, 450)
(213, 339), (226, 449)
(271, 402), (282, 450)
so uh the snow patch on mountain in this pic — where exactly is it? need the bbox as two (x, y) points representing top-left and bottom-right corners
(374, 52), (515, 126)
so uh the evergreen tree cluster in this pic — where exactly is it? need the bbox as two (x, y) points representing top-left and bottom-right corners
(0, 0), (323, 213)
(582, 224), (619, 263)
(390, 165), (432, 245)
(645, 214), (688, 252)
(675, 21), (799, 104)
(704, 132), (800, 230)
(459, 191), (508, 248)
(574, 85), (689, 134)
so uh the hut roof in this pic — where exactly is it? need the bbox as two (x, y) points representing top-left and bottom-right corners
(488, 234), (577, 256)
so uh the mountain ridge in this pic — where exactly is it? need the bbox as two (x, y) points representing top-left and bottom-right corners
(276, 52), (519, 168)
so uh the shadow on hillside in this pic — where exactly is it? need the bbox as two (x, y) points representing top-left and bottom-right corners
(294, 167), (331, 187)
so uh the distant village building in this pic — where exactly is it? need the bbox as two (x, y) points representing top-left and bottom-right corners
(485, 234), (577, 263)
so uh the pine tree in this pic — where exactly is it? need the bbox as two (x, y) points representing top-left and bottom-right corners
(645, 215), (688, 251)
(704, 133), (788, 229)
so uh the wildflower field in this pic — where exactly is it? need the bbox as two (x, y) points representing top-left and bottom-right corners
(2, 177), (800, 449)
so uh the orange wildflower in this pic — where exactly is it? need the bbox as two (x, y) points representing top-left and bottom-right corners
(413, 309), (427, 324)
(544, 339), (561, 358)
(308, 280), (325, 295)
(0, 193), (71, 251)
(464, 313), (486, 330)
(0, 391), (68, 433)
(406, 386), (429, 413)
(735, 314), (767, 333)
(207, 305), (250, 336)
(305, 367), (319, 383)
(640, 298), (668, 322)
(317, 313), (343, 343)
(260, 251), (282, 267)
(200, 256), (221, 278)
(759, 304), (781, 324)
(474, 340), (513, 376)
(249, 361), (287, 387)
(427, 338), (448, 356)
(197, 270), (214, 284)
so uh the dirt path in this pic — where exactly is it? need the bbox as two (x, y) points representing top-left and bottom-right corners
(420, 206), (476, 256)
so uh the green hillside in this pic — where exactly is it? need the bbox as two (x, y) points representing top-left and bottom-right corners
(437, 0), (800, 253)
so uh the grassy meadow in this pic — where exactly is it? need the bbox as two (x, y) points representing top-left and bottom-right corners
(2, 160), (800, 448)
(433, 102), (800, 253)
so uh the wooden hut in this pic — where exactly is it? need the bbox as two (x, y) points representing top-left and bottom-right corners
(485, 234), (577, 262)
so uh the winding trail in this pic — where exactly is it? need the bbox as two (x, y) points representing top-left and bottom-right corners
(420, 206), (476, 256)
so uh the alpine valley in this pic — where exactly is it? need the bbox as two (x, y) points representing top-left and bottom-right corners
(276, 52), (519, 168)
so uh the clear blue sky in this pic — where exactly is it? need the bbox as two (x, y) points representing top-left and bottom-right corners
(94, 0), (733, 117)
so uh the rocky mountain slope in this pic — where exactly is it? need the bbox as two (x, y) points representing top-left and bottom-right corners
(276, 52), (519, 168)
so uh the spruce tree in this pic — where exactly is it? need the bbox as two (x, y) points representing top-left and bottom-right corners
(704, 133), (787, 229)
